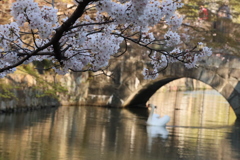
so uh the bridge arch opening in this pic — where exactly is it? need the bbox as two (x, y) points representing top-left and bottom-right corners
(125, 77), (237, 120)
(147, 78), (236, 124)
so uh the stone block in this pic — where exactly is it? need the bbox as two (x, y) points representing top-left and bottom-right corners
(199, 69), (215, 85)
(216, 68), (230, 79)
(220, 83), (235, 99)
(227, 78), (238, 89)
(229, 69), (240, 80)
(208, 74), (225, 91)
(229, 58), (240, 69)
(183, 67), (202, 79)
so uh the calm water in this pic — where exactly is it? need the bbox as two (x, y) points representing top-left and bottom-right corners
(0, 90), (239, 160)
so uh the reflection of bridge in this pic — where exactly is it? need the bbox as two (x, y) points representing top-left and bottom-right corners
(87, 54), (240, 119)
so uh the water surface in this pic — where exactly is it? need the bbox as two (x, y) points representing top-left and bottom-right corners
(0, 90), (239, 160)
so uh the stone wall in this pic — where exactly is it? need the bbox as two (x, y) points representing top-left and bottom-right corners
(0, 70), (89, 113)
(0, 54), (227, 113)
(58, 72), (89, 106)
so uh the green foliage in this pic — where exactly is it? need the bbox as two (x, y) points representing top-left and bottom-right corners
(0, 83), (18, 100)
(21, 64), (40, 78)
(17, 63), (68, 100)
(32, 77), (68, 99)
(32, 60), (54, 74)
(35, 83), (68, 99)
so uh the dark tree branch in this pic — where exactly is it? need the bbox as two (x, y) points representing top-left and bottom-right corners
(69, 20), (114, 30)
(112, 32), (200, 65)
(51, 0), (94, 63)
(0, 0), (97, 73)
(17, 52), (54, 56)
(113, 39), (128, 57)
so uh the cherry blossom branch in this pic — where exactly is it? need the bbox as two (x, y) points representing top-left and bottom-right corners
(112, 32), (201, 65)
(43, 0), (55, 7)
(0, 0), (212, 79)
(17, 52), (54, 56)
(51, 0), (93, 63)
(69, 20), (114, 30)
(0, 46), (49, 72)
(113, 39), (128, 57)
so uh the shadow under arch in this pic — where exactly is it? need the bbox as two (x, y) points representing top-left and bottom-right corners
(125, 68), (240, 119)
(125, 77), (179, 107)
(228, 120), (240, 154)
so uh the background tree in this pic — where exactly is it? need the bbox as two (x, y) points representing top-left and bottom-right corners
(0, 0), (212, 79)
(178, 0), (240, 56)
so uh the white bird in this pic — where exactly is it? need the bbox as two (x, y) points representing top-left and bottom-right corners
(146, 104), (170, 126)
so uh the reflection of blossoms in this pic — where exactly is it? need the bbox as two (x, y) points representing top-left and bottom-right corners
(0, 0), (212, 80)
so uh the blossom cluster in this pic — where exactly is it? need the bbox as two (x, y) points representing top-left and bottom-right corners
(11, 0), (58, 39)
(143, 42), (212, 80)
(0, 22), (20, 50)
(164, 30), (182, 47)
(96, 0), (184, 28)
(0, 0), (212, 80)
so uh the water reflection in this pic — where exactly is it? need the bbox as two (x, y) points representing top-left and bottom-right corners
(146, 126), (169, 139)
(0, 90), (239, 160)
(228, 120), (240, 159)
(147, 90), (236, 127)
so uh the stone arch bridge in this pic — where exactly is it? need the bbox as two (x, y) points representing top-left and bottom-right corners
(86, 54), (240, 118)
